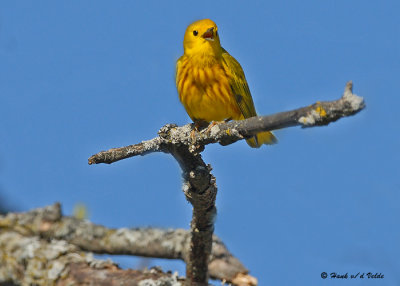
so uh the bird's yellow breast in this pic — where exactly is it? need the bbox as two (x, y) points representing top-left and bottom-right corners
(176, 55), (241, 123)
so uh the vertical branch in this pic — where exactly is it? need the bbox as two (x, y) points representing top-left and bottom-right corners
(170, 145), (217, 286)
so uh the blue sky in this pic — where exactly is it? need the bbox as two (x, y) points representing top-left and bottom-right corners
(1, 1), (399, 285)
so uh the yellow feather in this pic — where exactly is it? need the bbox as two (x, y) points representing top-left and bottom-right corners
(176, 19), (277, 147)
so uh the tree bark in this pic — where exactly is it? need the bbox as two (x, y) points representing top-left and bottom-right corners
(87, 81), (365, 285)
(0, 229), (183, 286)
(0, 203), (254, 285)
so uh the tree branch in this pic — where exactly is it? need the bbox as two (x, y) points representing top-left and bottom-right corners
(88, 81), (364, 165)
(0, 203), (254, 285)
(87, 81), (365, 285)
(0, 229), (183, 286)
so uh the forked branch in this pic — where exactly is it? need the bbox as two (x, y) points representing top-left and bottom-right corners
(87, 81), (364, 286)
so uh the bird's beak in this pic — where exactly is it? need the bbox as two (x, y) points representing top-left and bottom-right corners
(202, 27), (215, 41)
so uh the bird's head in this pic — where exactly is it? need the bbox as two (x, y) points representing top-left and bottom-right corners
(183, 19), (221, 57)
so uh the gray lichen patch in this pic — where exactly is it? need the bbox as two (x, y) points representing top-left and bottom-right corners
(298, 109), (321, 126)
(209, 124), (221, 137)
(140, 137), (163, 153)
(138, 273), (182, 286)
(160, 123), (193, 145)
(47, 260), (67, 281)
(343, 89), (365, 111)
(114, 227), (141, 244)
(0, 231), (115, 285)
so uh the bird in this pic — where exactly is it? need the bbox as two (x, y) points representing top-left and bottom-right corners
(175, 19), (277, 148)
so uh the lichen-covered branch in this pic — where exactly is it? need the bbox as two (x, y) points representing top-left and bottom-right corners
(88, 81), (364, 165)
(0, 229), (182, 286)
(86, 81), (364, 286)
(0, 204), (254, 285)
(167, 145), (217, 286)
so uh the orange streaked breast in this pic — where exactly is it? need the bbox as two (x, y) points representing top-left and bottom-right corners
(176, 56), (241, 122)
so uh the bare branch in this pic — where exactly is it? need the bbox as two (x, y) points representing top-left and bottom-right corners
(0, 203), (253, 285)
(88, 81), (364, 165)
(88, 137), (165, 165)
(86, 82), (365, 285)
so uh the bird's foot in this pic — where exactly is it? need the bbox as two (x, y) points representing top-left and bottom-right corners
(203, 120), (225, 134)
(190, 128), (197, 143)
(190, 121), (206, 144)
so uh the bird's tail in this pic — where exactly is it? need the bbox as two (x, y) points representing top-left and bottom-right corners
(246, 131), (277, 148)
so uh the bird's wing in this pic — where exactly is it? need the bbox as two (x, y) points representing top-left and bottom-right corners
(175, 56), (184, 86)
(221, 48), (257, 119)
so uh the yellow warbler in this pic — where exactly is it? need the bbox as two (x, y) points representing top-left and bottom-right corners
(176, 19), (277, 148)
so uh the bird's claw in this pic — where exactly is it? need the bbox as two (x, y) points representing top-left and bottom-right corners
(203, 121), (224, 134)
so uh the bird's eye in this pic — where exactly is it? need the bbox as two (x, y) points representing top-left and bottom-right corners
(193, 30), (198, 36)
(216, 31), (218, 37)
